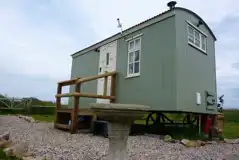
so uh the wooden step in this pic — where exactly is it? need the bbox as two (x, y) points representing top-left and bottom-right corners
(56, 108), (94, 114)
(77, 129), (92, 133)
(56, 108), (72, 113)
(54, 123), (70, 130)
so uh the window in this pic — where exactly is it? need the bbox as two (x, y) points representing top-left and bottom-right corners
(127, 37), (141, 77)
(106, 53), (109, 66)
(187, 23), (207, 53)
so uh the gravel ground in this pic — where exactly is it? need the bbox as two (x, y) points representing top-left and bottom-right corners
(0, 115), (238, 160)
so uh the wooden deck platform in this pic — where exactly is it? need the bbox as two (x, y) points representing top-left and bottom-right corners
(55, 108), (94, 115)
(54, 71), (117, 134)
(54, 108), (97, 133)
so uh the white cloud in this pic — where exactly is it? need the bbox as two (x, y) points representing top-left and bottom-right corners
(75, 0), (239, 108)
(0, 1), (90, 100)
(0, 1), (88, 81)
(75, 0), (239, 39)
(0, 0), (238, 107)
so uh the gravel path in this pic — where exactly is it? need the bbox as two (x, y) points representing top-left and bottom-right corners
(0, 115), (238, 160)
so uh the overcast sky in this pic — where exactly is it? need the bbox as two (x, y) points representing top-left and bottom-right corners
(0, 0), (238, 108)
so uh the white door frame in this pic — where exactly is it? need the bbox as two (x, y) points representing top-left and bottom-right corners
(96, 41), (117, 103)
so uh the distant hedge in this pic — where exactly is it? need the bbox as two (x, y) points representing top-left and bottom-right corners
(0, 108), (26, 115)
(29, 105), (55, 114)
(0, 106), (56, 115)
(223, 109), (239, 123)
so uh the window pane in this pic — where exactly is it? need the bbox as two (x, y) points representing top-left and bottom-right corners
(106, 53), (109, 65)
(129, 41), (134, 50)
(188, 35), (194, 43)
(134, 62), (139, 73)
(135, 50), (140, 61)
(129, 64), (133, 74)
(135, 38), (140, 49)
(195, 31), (200, 39)
(129, 52), (134, 63)
(202, 43), (206, 51)
(195, 39), (200, 47)
(188, 26), (193, 35)
(201, 35), (206, 43)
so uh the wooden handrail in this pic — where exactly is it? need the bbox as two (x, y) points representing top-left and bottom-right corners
(58, 77), (82, 86)
(76, 71), (117, 84)
(56, 92), (116, 100)
(54, 71), (117, 134)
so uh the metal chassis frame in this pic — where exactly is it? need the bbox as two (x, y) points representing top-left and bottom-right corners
(145, 111), (199, 128)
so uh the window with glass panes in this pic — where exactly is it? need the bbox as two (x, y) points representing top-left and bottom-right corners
(127, 37), (141, 77)
(188, 23), (207, 52)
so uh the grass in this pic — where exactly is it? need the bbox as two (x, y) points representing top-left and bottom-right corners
(222, 109), (239, 139)
(31, 114), (54, 123)
(134, 110), (239, 139)
(0, 149), (20, 160)
(223, 122), (239, 139)
(0, 109), (238, 139)
(0, 109), (55, 123)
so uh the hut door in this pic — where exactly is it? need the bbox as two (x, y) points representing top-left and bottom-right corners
(97, 41), (117, 103)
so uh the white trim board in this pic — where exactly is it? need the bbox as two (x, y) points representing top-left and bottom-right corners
(72, 12), (175, 58)
(125, 33), (144, 42)
(186, 20), (208, 37)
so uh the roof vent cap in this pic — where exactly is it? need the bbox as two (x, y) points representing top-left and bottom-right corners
(167, 1), (177, 10)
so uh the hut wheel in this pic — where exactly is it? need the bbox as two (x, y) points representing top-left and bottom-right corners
(146, 112), (160, 127)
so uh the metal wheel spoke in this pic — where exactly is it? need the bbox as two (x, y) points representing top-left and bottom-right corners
(150, 115), (156, 122)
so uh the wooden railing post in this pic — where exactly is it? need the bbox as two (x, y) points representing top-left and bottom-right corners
(54, 83), (62, 126)
(103, 76), (108, 96)
(110, 74), (116, 103)
(70, 83), (81, 133)
(55, 71), (117, 133)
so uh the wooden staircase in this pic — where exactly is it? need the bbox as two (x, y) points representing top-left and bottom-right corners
(54, 71), (117, 133)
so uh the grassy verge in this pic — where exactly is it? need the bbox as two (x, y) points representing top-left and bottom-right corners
(0, 109), (55, 123)
(134, 110), (239, 139)
(223, 122), (239, 139)
(223, 109), (239, 139)
(0, 109), (238, 139)
(31, 114), (54, 123)
(0, 149), (20, 160)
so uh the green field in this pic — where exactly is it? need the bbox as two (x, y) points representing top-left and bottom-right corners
(31, 114), (55, 123)
(0, 109), (238, 139)
(133, 110), (239, 139)
(29, 109), (239, 139)
(222, 109), (239, 138)
(0, 149), (20, 160)
(0, 109), (237, 159)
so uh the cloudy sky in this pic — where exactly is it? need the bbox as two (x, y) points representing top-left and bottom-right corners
(0, 0), (238, 108)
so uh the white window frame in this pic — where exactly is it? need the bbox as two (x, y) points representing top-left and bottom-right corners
(126, 37), (141, 78)
(187, 21), (207, 53)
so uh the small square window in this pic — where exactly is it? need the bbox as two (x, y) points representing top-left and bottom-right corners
(201, 35), (206, 51)
(187, 22), (207, 53)
(188, 35), (194, 43)
(202, 43), (206, 51)
(195, 39), (200, 47)
(194, 31), (200, 40)
(188, 26), (193, 35)
(201, 35), (206, 42)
